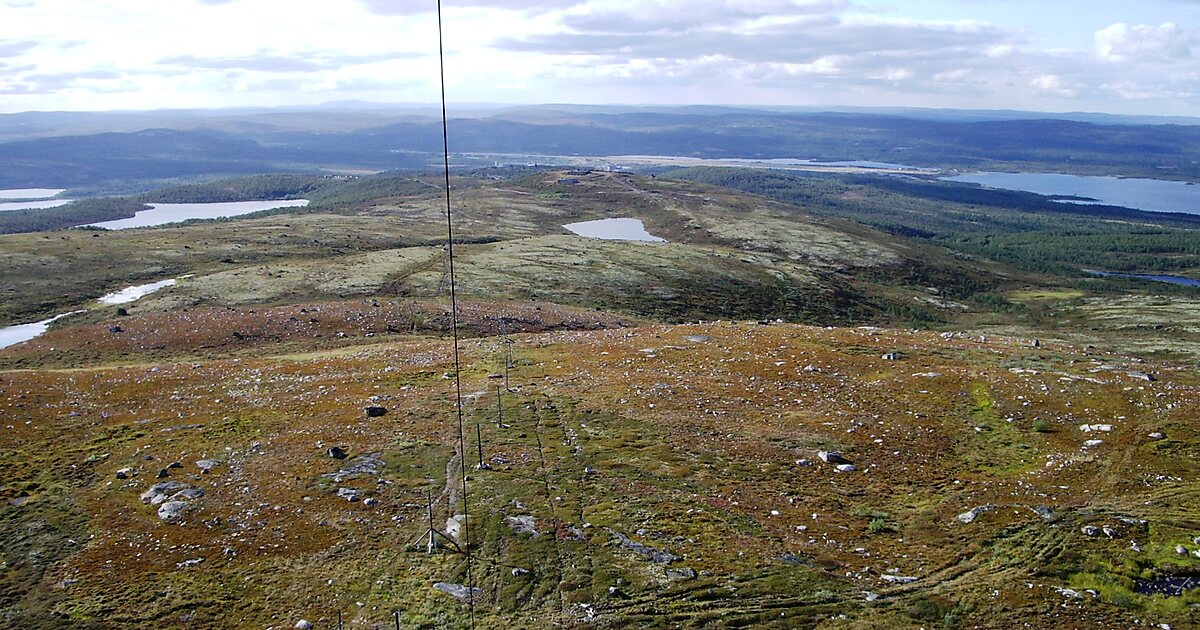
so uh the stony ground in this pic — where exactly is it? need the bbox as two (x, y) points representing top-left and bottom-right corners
(2, 304), (1198, 629)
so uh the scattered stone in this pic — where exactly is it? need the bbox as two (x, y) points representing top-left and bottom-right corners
(157, 501), (189, 523)
(166, 461), (183, 469)
(1127, 371), (1155, 382)
(1084, 439), (1104, 448)
(570, 603), (597, 623)
(835, 464), (857, 473)
(1149, 432), (1166, 440)
(864, 591), (879, 602)
(1031, 506), (1054, 521)
(1081, 525), (1100, 537)
(363, 497), (378, 507)
(794, 459), (813, 467)
(1079, 424), (1113, 433)
(335, 488), (360, 502)
(140, 481), (187, 505)
(109, 326), (123, 333)
(295, 620), (314, 630)
(684, 335), (711, 343)
(433, 582), (483, 604)
(665, 567), (697, 580)
(882, 352), (901, 361)
(1103, 527), (1122, 539)
(505, 515), (539, 537)
(607, 585), (628, 598)
(365, 406), (388, 418)
(511, 568), (531, 577)
(1175, 545), (1188, 556)
(779, 553), (814, 566)
(196, 459), (220, 473)
(321, 454), (383, 480)
(115, 467), (133, 480)
(818, 451), (850, 465)
(1055, 587), (1083, 599)
(607, 528), (679, 564)
(881, 574), (918, 584)
(156, 468), (170, 479)
(327, 446), (349, 460)
(176, 557), (204, 569)
(957, 505), (996, 524)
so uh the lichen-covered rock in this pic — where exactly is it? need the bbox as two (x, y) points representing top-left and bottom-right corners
(140, 481), (187, 505)
(158, 501), (189, 523)
(433, 582), (483, 604)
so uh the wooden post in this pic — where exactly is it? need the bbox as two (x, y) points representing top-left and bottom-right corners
(395, 610), (401, 630)
(426, 488), (437, 554)
(496, 385), (504, 429)
(503, 337), (514, 390)
(338, 610), (344, 630)
(476, 423), (490, 470)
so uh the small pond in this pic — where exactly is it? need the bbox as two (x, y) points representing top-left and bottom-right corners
(98, 279), (178, 305)
(563, 218), (666, 242)
(0, 312), (83, 350)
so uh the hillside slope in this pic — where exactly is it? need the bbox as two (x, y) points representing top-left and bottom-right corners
(1, 316), (1197, 628)
(0, 171), (1012, 332)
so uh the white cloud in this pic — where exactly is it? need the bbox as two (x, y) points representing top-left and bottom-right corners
(1094, 22), (1197, 62)
(0, 0), (1196, 114)
(1030, 74), (1078, 98)
(358, 0), (581, 15)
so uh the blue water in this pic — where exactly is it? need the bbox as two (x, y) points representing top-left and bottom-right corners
(87, 199), (309, 229)
(1088, 271), (1200, 287)
(563, 218), (666, 242)
(944, 172), (1200, 215)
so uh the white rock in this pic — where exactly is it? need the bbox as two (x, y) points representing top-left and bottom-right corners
(295, 621), (314, 630)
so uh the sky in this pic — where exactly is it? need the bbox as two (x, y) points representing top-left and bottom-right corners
(0, 0), (1197, 115)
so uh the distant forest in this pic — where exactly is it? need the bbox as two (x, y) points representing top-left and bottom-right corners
(1, 109), (1197, 188)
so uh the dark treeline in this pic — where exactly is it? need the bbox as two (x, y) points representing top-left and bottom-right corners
(0, 198), (148, 234)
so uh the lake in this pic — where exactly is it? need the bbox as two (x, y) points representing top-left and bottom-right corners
(87, 199), (310, 229)
(0, 188), (65, 200)
(944, 172), (1200, 215)
(563, 218), (666, 242)
(0, 199), (74, 212)
(1088, 271), (1200, 287)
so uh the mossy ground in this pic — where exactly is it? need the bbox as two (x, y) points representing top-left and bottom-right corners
(3, 316), (1199, 628)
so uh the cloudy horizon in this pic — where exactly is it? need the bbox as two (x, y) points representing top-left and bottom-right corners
(0, 0), (1197, 116)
